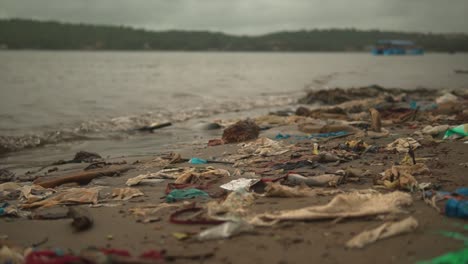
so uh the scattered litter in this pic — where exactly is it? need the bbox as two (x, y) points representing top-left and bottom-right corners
(1, 85), (466, 262)
(21, 187), (101, 209)
(188, 158), (208, 164)
(386, 138), (421, 153)
(435, 93), (459, 104)
(173, 232), (191, 240)
(220, 178), (259, 191)
(422, 125), (450, 136)
(197, 220), (254, 241)
(250, 191), (412, 226)
(275, 131), (349, 140)
(263, 182), (342, 198)
(379, 163), (430, 190)
(238, 137), (288, 157)
(20, 185), (55, 203)
(166, 189), (209, 203)
(112, 188), (144, 201)
(0, 246), (24, 264)
(207, 190), (255, 220)
(443, 124), (468, 139)
(0, 203), (18, 217)
(174, 167), (230, 184)
(126, 173), (165, 186)
(445, 199), (468, 219)
(129, 203), (183, 223)
(285, 173), (344, 187)
(346, 216), (418, 249)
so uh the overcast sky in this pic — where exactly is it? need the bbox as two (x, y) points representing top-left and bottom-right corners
(0, 0), (467, 35)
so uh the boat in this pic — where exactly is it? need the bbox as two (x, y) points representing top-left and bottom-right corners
(371, 40), (424, 55)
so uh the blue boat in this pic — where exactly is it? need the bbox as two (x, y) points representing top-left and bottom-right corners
(372, 40), (424, 55)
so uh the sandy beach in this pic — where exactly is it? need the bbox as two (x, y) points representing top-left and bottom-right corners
(1, 86), (467, 264)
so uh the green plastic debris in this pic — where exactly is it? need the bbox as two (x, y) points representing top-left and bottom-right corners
(438, 231), (468, 246)
(417, 248), (468, 264)
(443, 124), (468, 139)
(166, 188), (209, 203)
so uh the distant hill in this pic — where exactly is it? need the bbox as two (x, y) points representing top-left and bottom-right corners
(1, 19), (467, 51)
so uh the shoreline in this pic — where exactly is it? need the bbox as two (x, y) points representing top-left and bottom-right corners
(1, 86), (467, 263)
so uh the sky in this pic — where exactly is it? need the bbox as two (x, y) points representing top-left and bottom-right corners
(0, 0), (467, 35)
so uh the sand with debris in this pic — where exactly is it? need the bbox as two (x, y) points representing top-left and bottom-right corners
(1, 86), (467, 264)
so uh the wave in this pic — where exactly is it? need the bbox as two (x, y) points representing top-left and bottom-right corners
(0, 94), (298, 154)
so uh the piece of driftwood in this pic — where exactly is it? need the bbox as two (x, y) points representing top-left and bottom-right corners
(137, 122), (172, 132)
(369, 108), (382, 132)
(34, 166), (133, 188)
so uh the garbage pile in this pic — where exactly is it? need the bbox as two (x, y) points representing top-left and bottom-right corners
(1, 86), (467, 263)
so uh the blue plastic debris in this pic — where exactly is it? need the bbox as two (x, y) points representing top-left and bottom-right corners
(410, 100), (438, 111)
(310, 131), (348, 138)
(445, 199), (468, 219)
(189, 158), (208, 164)
(424, 188), (468, 219)
(275, 133), (291, 140)
(0, 203), (9, 216)
(275, 131), (348, 141)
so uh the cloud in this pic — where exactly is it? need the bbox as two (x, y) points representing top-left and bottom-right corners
(0, 0), (467, 34)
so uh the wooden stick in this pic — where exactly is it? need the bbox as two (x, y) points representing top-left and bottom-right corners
(369, 108), (382, 132)
(137, 122), (172, 132)
(34, 166), (133, 188)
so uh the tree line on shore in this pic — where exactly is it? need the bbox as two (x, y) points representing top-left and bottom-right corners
(1, 19), (467, 52)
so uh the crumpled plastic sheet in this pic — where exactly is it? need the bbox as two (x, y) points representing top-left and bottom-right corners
(220, 178), (260, 191)
(422, 125), (450, 136)
(112, 188), (144, 201)
(21, 187), (102, 209)
(380, 163), (430, 190)
(386, 137), (421, 153)
(197, 220), (254, 241)
(174, 168), (230, 184)
(0, 246), (24, 264)
(249, 191), (412, 226)
(207, 190), (255, 220)
(126, 173), (165, 186)
(286, 173), (344, 187)
(238, 137), (289, 157)
(346, 216), (418, 248)
(20, 185), (55, 203)
(263, 182), (342, 198)
(165, 188), (209, 203)
(0, 203), (18, 217)
(0, 182), (21, 191)
(443, 124), (468, 139)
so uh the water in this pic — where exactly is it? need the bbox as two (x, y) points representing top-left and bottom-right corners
(1, 51), (467, 168)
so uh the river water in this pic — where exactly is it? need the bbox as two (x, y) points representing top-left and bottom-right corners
(1, 51), (467, 168)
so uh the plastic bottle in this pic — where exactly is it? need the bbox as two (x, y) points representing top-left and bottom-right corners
(445, 199), (468, 219)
